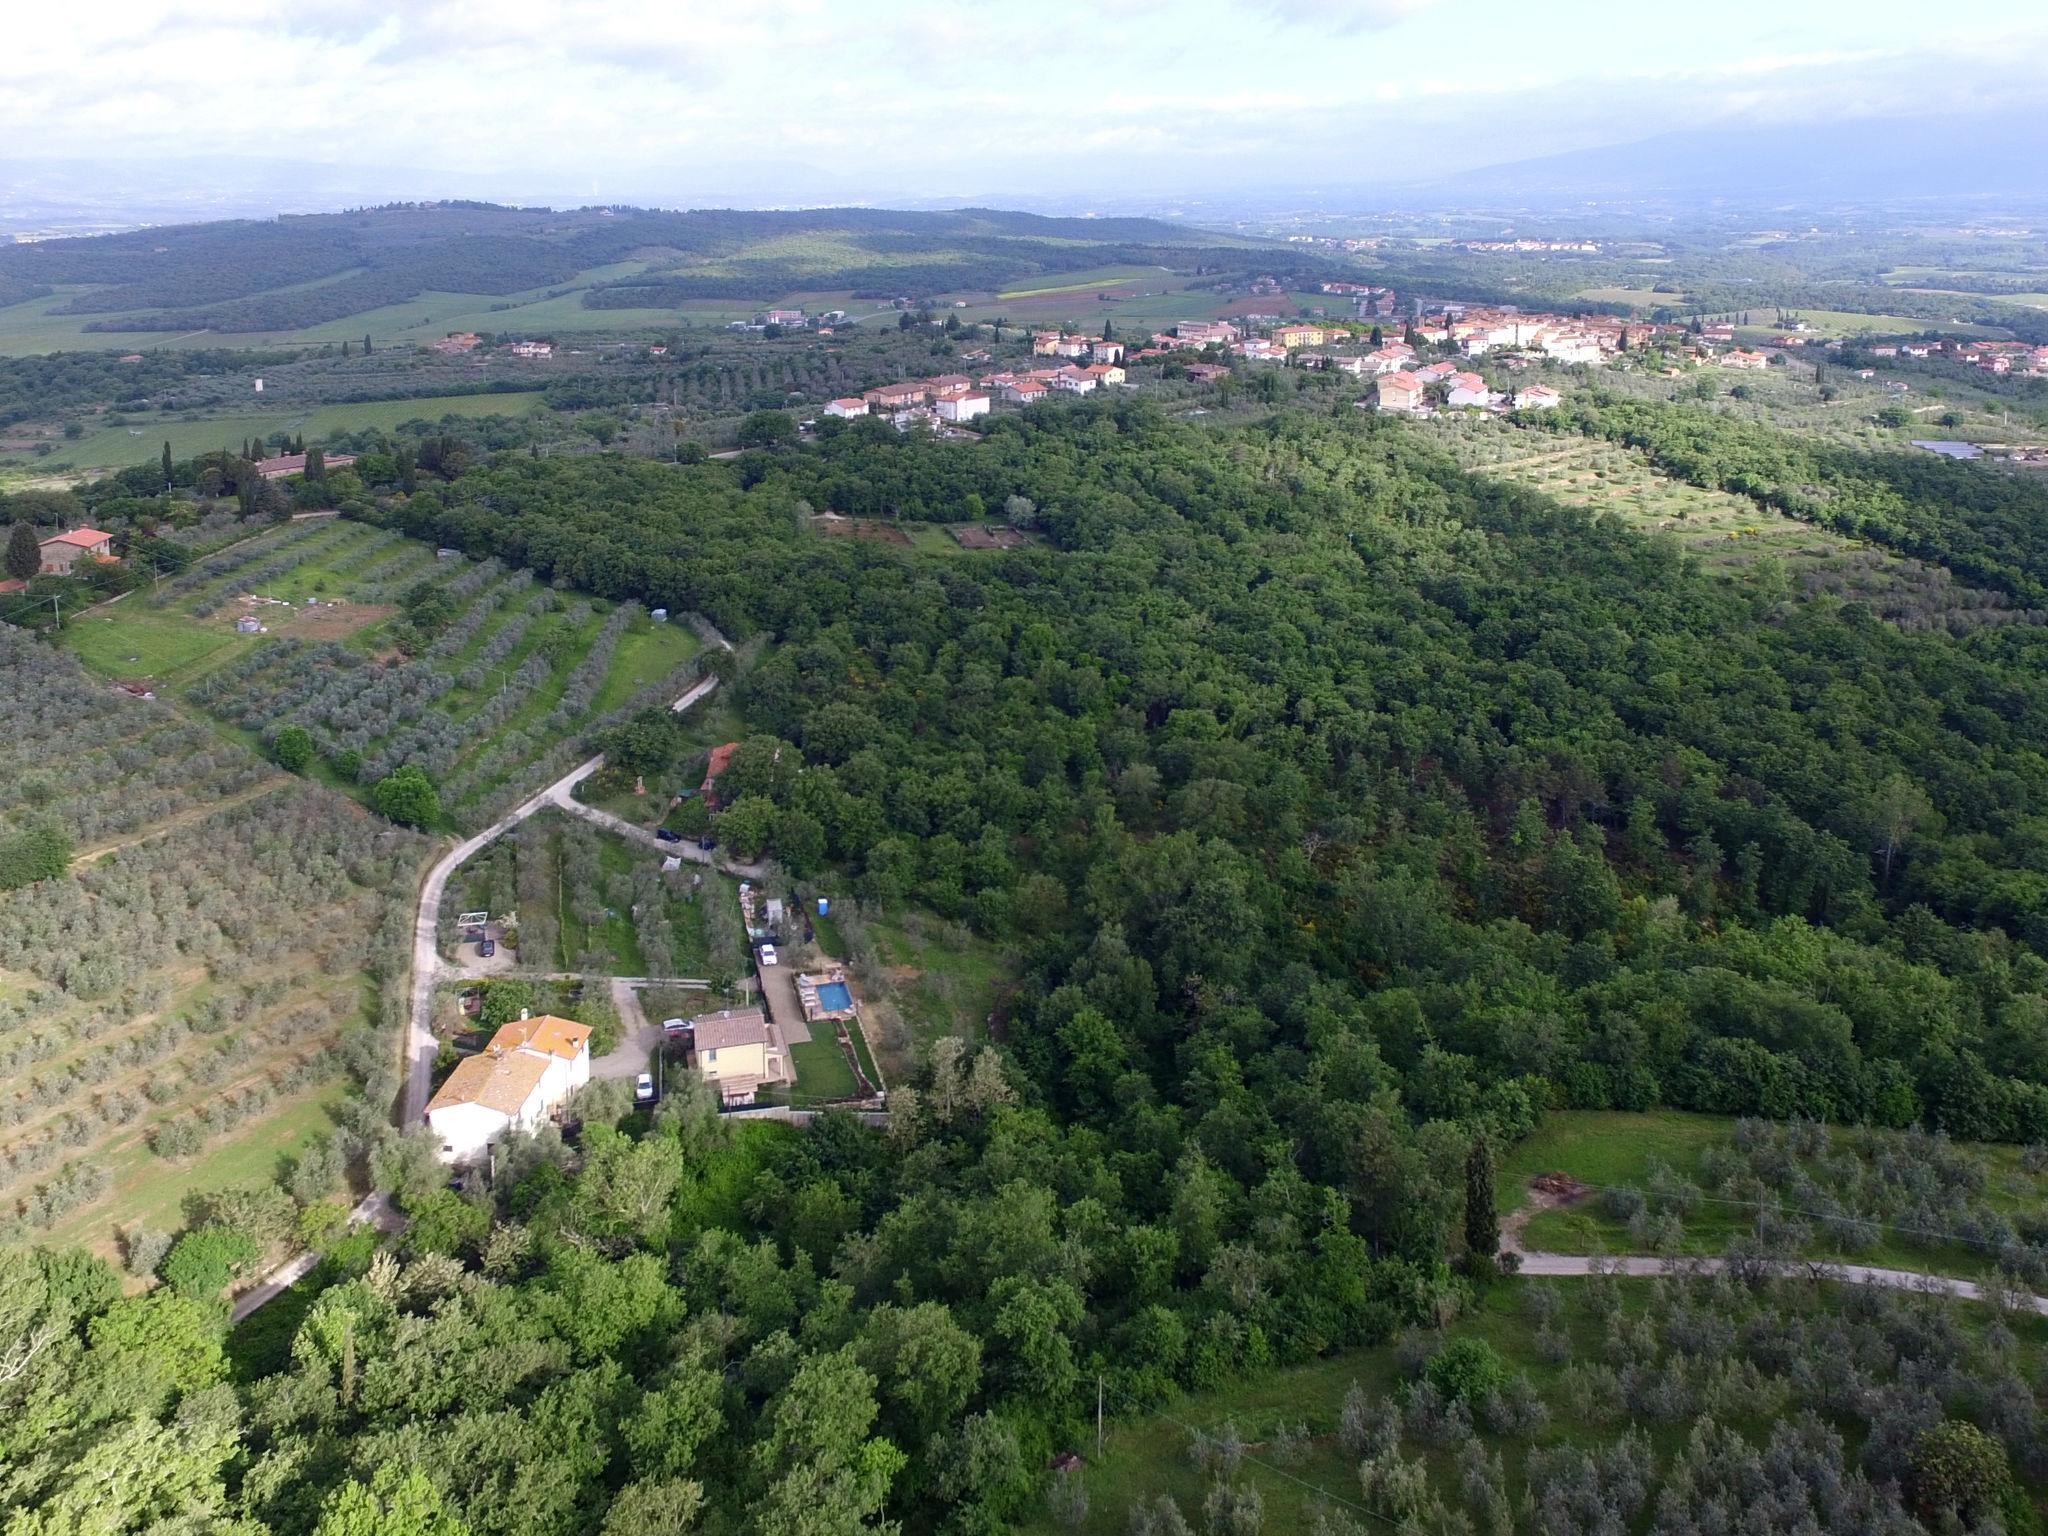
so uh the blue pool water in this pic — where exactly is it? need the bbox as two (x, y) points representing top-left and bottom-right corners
(816, 981), (853, 1012)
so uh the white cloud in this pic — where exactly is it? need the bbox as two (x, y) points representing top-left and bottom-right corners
(1, 0), (2043, 202)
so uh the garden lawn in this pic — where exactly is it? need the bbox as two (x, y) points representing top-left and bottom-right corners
(788, 1036), (859, 1102)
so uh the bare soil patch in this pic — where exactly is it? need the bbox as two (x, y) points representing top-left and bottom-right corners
(950, 525), (1026, 549)
(816, 519), (911, 545)
(230, 594), (395, 641)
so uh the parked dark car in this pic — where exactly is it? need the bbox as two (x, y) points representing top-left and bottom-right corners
(478, 938), (495, 958)
(698, 836), (717, 851)
(655, 828), (683, 843)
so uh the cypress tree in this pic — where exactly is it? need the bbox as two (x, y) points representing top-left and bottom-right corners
(1464, 1134), (1498, 1278)
(161, 441), (174, 485)
(5, 522), (39, 582)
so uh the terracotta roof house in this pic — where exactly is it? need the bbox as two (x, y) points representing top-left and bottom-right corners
(1003, 379), (1049, 404)
(1516, 385), (1562, 409)
(426, 1012), (592, 1163)
(38, 528), (115, 575)
(825, 397), (869, 418)
(702, 741), (740, 808)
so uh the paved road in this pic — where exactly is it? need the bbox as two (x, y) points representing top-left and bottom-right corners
(400, 671), (722, 1127)
(230, 1192), (398, 1321)
(550, 794), (768, 880)
(1514, 1250), (2048, 1314)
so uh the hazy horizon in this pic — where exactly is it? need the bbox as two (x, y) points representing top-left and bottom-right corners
(7, 0), (2048, 221)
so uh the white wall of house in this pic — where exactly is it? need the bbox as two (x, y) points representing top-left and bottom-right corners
(428, 1101), (512, 1164)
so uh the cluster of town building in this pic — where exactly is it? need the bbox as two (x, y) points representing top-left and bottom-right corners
(1859, 338), (2048, 377)
(824, 333), (1135, 428)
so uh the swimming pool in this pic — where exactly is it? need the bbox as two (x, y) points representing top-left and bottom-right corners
(816, 981), (853, 1012)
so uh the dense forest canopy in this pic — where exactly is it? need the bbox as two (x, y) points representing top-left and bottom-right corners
(372, 400), (2048, 1140)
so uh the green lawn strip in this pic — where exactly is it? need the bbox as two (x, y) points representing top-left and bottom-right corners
(811, 911), (847, 956)
(787, 1036), (860, 1101)
(588, 618), (700, 716)
(845, 1015), (884, 1090)
(902, 524), (966, 556)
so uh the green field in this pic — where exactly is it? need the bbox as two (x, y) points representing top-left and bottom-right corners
(16, 391), (548, 475)
(995, 264), (1173, 299)
(63, 600), (250, 680)
(1738, 308), (2009, 340)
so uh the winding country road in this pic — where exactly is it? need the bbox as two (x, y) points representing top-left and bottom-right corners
(401, 668), (729, 1127)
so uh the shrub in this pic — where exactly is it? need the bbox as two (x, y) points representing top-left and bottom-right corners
(1910, 1419), (2016, 1526)
(271, 724), (314, 773)
(159, 1224), (259, 1298)
(1424, 1337), (1511, 1405)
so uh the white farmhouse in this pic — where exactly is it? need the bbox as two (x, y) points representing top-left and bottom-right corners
(426, 1012), (592, 1163)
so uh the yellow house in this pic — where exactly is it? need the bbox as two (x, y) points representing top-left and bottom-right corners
(1273, 324), (1325, 350)
(691, 1007), (782, 1103)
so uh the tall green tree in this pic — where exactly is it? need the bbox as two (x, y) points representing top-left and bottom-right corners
(4, 522), (38, 582)
(1463, 1134), (1498, 1278)
(372, 764), (440, 828)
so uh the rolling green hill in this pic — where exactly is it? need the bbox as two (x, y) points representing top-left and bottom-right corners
(0, 204), (1274, 342)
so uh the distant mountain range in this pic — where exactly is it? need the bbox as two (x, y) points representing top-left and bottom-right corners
(4, 112), (2045, 235)
(1420, 114), (2048, 208)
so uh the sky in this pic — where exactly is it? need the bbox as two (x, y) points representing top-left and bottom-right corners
(6, 0), (2048, 208)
